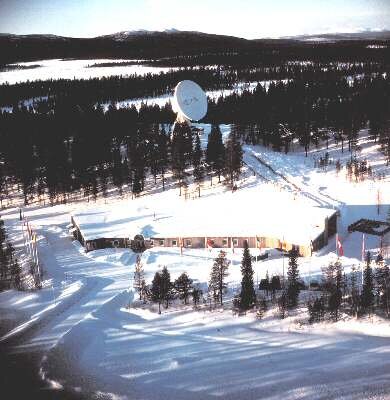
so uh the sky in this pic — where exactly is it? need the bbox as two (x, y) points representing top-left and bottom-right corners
(0, 0), (389, 39)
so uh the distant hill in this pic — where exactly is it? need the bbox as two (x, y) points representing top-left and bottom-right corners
(0, 29), (388, 65)
(285, 30), (390, 42)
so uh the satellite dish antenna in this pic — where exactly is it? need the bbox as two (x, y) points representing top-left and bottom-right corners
(172, 80), (207, 123)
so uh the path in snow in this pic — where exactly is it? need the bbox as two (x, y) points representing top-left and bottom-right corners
(244, 146), (343, 209)
(0, 206), (137, 399)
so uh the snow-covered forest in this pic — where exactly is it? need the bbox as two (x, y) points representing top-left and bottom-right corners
(0, 34), (390, 400)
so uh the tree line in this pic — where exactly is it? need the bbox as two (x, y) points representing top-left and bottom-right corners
(0, 60), (386, 107)
(0, 116), (243, 206)
(134, 243), (390, 323)
(0, 73), (389, 206)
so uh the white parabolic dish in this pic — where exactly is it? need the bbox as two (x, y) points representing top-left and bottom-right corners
(173, 80), (208, 122)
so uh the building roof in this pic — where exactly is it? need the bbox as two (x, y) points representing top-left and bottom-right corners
(71, 185), (337, 246)
(348, 219), (390, 236)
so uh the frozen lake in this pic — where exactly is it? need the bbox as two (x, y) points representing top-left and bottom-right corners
(0, 58), (177, 85)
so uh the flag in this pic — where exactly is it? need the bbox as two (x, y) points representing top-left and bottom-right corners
(206, 239), (213, 250)
(336, 234), (344, 257)
(361, 233), (365, 262)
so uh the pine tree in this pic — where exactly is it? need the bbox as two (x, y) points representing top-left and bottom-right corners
(174, 272), (193, 305)
(209, 250), (230, 306)
(307, 296), (326, 323)
(361, 251), (374, 315)
(192, 284), (202, 308)
(111, 145), (124, 196)
(171, 122), (192, 195)
(160, 266), (173, 308)
(239, 241), (256, 310)
(270, 275), (281, 299)
(206, 124), (225, 184)
(278, 291), (287, 319)
(132, 170), (143, 197)
(157, 127), (169, 190)
(349, 265), (360, 317)
(192, 134), (205, 197)
(375, 261), (390, 317)
(224, 132), (243, 190)
(327, 260), (343, 321)
(133, 255), (145, 300)
(286, 249), (300, 309)
(259, 271), (271, 297)
(151, 271), (163, 314)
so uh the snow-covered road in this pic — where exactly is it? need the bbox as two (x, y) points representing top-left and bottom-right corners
(0, 206), (136, 398)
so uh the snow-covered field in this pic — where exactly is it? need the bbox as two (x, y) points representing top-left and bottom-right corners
(0, 59), (176, 85)
(0, 127), (389, 399)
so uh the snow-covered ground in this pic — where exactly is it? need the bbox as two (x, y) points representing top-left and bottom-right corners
(0, 59), (176, 85)
(0, 127), (389, 399)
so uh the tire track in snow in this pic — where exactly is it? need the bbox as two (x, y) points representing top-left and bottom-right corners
(244, 147), (343, 209)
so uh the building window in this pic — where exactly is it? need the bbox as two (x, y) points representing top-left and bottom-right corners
(233, 238), (238, 247)
(159, 239), (164, 246)
(186, 239), (192, 247)
(112, 240), (119, 248)
(172, 240), (177, 246)
(222, 238), (228, 247)
(88, 241), (97, 250)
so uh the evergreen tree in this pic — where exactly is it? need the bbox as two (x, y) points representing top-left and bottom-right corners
(286, 249), (300, 309)
(270, 275), (281, 299)
(133, 255), (145, 300)
(327, 260), (343, 321)
(308, 296), (326, 323)
(278, 291), (287, 319)
(151, 271), (163, 314)
(157, 127), (169, 190)
(192, 284), (202, 308)
(239, 241), (256, 310)
(174, 272), (193, 305)
(349, 265), (360, 317)
(224, 132), (243, 190)
(376, 262), (390, 317)
(209, 250), (230, 306)
(192, 134), (205, 196)
(361, 251), (374, 314)
(111, 145), (124, 196)
(132, 170), (143, 197)
(160, 266), (173, 308)
(171, 123), (192, 195)
(206, 124), (225, 184)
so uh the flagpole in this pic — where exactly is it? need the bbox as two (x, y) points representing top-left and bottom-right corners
(282, 236), (285, 285)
